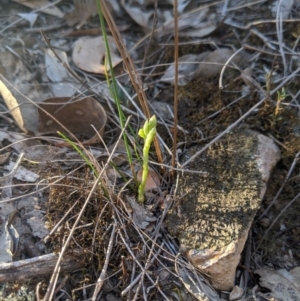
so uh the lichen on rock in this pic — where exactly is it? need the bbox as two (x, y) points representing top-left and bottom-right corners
(167, 130), (263, 250)
(166, 129), (281, 290)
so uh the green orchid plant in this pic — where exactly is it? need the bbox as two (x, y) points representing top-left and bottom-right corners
(138, 115), (157, 202)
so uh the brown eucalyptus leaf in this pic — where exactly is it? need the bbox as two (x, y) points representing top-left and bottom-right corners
(137, 169), (160, 192)
(38, 96), (107, 145)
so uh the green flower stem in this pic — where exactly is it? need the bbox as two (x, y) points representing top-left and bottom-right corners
(95, 0), (139, 187)
(138, 116), (157, 202)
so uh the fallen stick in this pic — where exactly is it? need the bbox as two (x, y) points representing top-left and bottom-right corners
(0, 251), (86, 282)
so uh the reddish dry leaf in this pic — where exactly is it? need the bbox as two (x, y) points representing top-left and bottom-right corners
(38, 96), (107, 145)
(137, 169), (160, 192)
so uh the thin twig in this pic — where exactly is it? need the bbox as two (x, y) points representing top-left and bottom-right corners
(118, 230), (171, 301)
(172, 0), (179, 176)
(92, 219), (117, 301)
(219, 47), (244, 90)
(224, 18), (300, 31)
(259, 151), (300, 219)
(256, 192), (300, 251)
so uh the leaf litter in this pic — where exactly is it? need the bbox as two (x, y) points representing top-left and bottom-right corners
(0, 0), (300, 300)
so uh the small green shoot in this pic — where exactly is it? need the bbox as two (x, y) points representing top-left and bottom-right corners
(138, 115), (157, 203)
(275, 87), (286, 116)
(265, 72), (271, 96)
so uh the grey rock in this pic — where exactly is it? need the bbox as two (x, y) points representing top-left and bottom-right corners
(166, 129), (281, 290)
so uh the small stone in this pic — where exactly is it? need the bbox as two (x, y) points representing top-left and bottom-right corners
(229, 285), (244, 300)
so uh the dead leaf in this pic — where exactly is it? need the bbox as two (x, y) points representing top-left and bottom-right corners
(0, 80), (28, 133)
(17, 13), (38, 27)
(24, 145), (68, 163)
(23, 210), (49, 239)
(64, 0), (98, 28)
(38, 96), (107, 145)
(0, 213), (19, 263)
(0, 224), (14, 263)
(122, 0), (153, 29)
(44, 48), (79, 97)
(149, 100), (174, 120)
(155, 7), (217, 38)
(65, 0), (121, 28)
(271, 0), (294, 19)
(72, 36), (122, 74)
(3, 161), (39, 182)
(0, 152), (11, 165)
(195, 49), (248, 79)
(180, 11), (217, 38)
(122, 0), (193, 31)
(11, 0), (64, 18)
(137, 169), (160, 192)
(0, 131), (39, 153)
(108, 139), (132, 154)
(255, 267), (300, 301)
(126, 195), (157, 229)
(160, 54), (205, 86)
(239, 67), (253, 87)
(0, 51), (52, 133)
